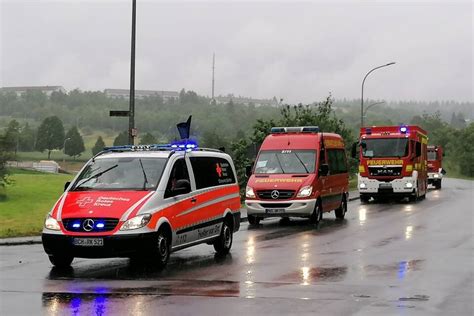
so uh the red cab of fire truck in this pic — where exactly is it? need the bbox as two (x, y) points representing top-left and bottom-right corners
(427, 145), (445, 189)
(245, 126), (349, 226)
(352, 125), (428, 202)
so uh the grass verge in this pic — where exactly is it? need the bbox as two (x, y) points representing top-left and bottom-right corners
(0, 169), (73, 238)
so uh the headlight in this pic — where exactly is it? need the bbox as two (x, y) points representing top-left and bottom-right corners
(44, 215), (60, 230)
(297, 185), (313, 198)
(434, 174), (439, 178)
(120, 214), (152, 231)
(405, 182), (413, 188)
(246, 186), (256, 198)
(359, 183), (366, 189)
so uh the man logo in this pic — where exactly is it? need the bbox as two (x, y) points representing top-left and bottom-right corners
(77, 197), (94, 207)
(83, 219), (95, 232)
(271, 190), (280, 199)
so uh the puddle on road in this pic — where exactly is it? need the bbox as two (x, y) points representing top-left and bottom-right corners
(278, 266), (348, 284)
(363, 259), (424, 279)
(399, 294), (430, 302)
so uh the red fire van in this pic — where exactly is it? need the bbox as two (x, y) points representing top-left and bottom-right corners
(245, 126), (349, 226)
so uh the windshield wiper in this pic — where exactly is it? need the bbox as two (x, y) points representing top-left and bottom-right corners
(274, 154), (286, 174)
(294, 152), (309, 173)
(73, 164), (118, 190)
(138, 158), (149, 190)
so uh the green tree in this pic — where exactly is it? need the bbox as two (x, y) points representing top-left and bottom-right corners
(4, 120), (21, 155)
(92, 136), (106, 155)
(139, 133), (157, 145)
(18, 123), (35, 151)
(455, 123), (474, 177)
(64, 126), (85, 159)
(35, 116), (65, 159)
(113, 131), (129, 146)
(0, 134), (12, 191)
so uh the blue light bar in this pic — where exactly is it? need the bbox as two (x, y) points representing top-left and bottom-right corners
(271, 126), (319, 134)
(104, 140), (199, 152)
(365, 128), (372, 135)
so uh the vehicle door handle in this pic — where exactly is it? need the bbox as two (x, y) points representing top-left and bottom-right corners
(191, 198), (197, 203)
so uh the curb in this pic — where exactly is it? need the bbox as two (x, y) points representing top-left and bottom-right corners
(0, 195), (360, 246)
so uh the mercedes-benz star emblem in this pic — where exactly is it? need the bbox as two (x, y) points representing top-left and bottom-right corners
(83, 219), (95, 231)
(271, 190), (280, 199)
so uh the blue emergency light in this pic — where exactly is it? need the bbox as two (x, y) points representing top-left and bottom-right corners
(365, 128), (372, 135)
(72, 222), (81, 229)
(96, 222), (105, 229)
(400, 126), (408, 134)
(104, 140), (199, 152)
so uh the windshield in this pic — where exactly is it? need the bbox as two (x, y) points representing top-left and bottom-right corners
(362, 138), (409, 158)
(254, 150), (316, 174)
(72, 157), (167, 191)
(427, 151), (437, 161)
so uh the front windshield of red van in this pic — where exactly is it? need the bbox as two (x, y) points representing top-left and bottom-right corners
(254, 150), (316, 174)
(71, 157), (167, 191)
(427, 151), (437, 161)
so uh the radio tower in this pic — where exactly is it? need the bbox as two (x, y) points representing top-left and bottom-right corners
(211, 53), (215, 104)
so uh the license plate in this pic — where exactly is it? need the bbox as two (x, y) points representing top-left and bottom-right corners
(266, 208), (285, 214)
(379, 183), (392, 188)
(73, 238), (104, 247)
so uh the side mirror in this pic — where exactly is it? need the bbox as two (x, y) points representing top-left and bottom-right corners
(171, 179), (191, 195)
(351, 142), (358, 159)
(245, 165), (253, 178)
(64, 181), (71, 192)
(319, 164), (329, 177)
(415, 142), (422, 157)
(442, 152), (445, 157)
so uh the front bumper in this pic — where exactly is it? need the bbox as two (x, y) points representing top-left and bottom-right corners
(245, 198), (317, 218)
(42, 232), (157, 258)
(358, 174), (417, 196)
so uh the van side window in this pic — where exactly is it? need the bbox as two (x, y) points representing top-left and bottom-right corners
(190, 157), (236, 189)
(328, 149), (348, 174)
(164, 158), (190, 198)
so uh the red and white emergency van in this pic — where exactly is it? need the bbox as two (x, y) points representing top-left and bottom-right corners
(353, 125), (428, 202)
(427, 145), (445, 189)
(245, 126), (349, 226)
(42, 142), (241, 268)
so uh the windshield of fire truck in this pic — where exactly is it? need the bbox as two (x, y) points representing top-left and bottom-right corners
(427, 151), (437, 161)
(362, 138), (409, 158)
(254, 150), (316, 174)
(72, 157), (167, 191)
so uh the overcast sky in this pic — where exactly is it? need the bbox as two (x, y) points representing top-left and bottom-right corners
(1, 0), (472, 103)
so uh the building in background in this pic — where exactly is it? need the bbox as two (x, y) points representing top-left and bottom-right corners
(215, 95), (279, 107)
(104, 89), (179, 101)
(0, 86), (66, 97)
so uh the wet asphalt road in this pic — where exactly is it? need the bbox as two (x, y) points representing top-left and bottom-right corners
(0, 178), (473, 316)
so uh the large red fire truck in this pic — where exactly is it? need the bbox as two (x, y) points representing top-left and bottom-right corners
(353, 125), (428, 202)
(427, 145), (445, 189)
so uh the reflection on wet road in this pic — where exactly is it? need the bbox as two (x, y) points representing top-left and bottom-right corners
(1, 178), (473, 315)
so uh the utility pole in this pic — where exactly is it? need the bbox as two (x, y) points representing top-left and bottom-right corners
(128, 0), (137, 145)
(211, 53), (215, 102)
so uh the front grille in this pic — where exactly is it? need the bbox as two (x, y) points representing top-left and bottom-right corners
(259, 203), (292, 208)
(256, 190), (295, 200)
(63, 218), (119, 232)
(369, 167), (402, 177)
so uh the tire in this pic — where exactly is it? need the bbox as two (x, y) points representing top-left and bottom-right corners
(48, 254), (73, 268)
(151, 228), (171, 268)
(247, 214), (261, 226)
(360, 194), (369, 203)
(309, 200), (322, 225)
(335, 195), (347, 220)
(213, 219), (233, 255)
(435, 180), (442, 190)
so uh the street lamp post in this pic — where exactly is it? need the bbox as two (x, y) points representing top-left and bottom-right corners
(363, 101), (386, 124)
(361, 62), (395, 128)
(63, 138), (71, 165)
